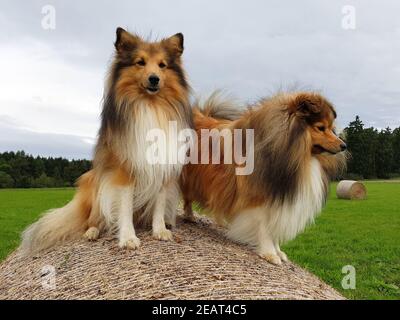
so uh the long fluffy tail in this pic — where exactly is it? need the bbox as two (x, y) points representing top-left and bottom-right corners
(195, 91), (243, 120)
(19, 171), (95, 255)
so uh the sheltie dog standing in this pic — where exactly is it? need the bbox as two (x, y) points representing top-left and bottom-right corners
(20, 28), (191, 254)
(180, 92), (347, 264)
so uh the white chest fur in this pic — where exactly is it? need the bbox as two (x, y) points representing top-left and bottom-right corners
(271, 157), (325, 243)
(227, 158), (326, 246)
(99, 102), (188, 227)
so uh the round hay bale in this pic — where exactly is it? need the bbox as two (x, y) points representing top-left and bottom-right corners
(0, 214), (344, 300)
(336, 180), (367, 200)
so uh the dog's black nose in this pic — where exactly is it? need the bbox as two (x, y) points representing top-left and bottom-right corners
(148, 75), (160, 86)
(340, 143), (347, 151)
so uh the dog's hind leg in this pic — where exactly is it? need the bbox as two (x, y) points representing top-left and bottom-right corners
(83, 200), (103, 241)
(182, 198), (195, 222)
(83, 226), (100, 241)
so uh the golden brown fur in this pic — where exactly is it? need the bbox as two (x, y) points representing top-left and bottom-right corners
(180, 91), (347, 264)
(20, 28), (191, 254)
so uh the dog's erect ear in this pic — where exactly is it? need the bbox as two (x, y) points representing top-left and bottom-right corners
(114, 27), (140, 53)
(290, 93), (321, 118)
(163, 33), (184, 57)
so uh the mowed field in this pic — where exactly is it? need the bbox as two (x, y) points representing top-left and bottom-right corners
(0, 182), (399, 300)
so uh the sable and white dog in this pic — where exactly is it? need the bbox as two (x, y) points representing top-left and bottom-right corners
(180, 92), (347, 264)
(20, 28), (192, 253)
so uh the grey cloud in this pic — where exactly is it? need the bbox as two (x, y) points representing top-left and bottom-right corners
(0, 117), (94, 159)
(0, 0), (399, 158)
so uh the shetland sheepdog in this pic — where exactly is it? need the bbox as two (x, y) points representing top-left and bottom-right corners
(20, 28), (192, 254)
(180, 92), (347, 264)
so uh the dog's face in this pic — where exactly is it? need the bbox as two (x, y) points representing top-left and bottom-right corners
(113, 28), (187, 100)
(291, 93), (346, 155)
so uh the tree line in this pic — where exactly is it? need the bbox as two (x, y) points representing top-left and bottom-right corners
(0, 115), (399, 188)
(0, 151), (91, 188)
(344, 116), (400, 179)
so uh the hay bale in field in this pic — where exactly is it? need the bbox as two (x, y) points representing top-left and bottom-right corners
(0, 214), (344, 300)
(336, 180), (367, 200)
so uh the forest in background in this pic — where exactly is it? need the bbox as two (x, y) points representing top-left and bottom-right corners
(344, 116), (400, 180)
(0, 152), (91, 188)
(0, 115), (399, 188)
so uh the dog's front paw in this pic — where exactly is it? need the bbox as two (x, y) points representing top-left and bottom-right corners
(277, 250), (289, 262)
(153, 229), (173, 241)
(259, 253), (282, 265)
(119, 236), (141, 250)
(83, 227), (100, 241)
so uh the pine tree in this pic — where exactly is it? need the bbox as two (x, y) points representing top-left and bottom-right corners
(392, 127), (400, 174)
(345, 116), (368, 178)
(376, 128), (394, 179)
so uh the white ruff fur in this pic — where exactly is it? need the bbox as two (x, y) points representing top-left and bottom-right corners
(99, 102), (187, 242)
(227, 158), (325, 262)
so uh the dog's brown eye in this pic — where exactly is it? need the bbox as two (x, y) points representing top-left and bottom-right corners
(136, 60), (146, 66)
(159, 62), (167, 68)
(317, 126), (326, 132)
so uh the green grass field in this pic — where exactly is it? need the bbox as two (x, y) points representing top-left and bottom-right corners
(0, 182), (399, 299)
(0, 188), (75, 262)
(284, 182), (400, 300)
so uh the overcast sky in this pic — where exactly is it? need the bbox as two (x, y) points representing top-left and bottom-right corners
(0, 0), (399, 159)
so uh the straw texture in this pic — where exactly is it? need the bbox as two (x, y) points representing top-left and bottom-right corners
(0, 214), (344, 300)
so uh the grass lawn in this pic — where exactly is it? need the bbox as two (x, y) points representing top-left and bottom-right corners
(0, 182), (399, 299)
(283, 181), (400, 300)
(0, 188), (75, 262)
